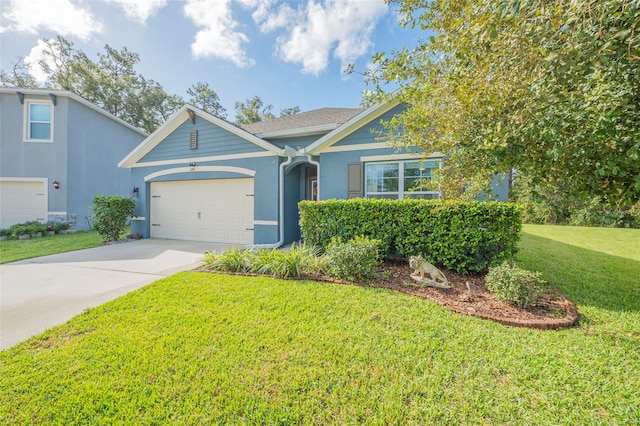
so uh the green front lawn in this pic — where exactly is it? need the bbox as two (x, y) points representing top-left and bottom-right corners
(0, 231), (103, 264)
(1, 225), (638, 424)
(518, 224), (640, 335)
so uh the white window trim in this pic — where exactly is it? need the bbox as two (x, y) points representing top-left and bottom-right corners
(365, 160), (441, 200)
(23, 100), (54, 143)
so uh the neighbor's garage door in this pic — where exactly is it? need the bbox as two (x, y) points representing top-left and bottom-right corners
(150, 178), (254, 244)
(0, 180), (47, 228)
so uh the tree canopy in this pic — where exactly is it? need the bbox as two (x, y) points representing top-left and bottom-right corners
(186, 82), (227, 118)
(1, 37), (183, 134)
(366, 0), (639, 207)
(234, 96), (300, 125)
(234, 96), (276, 125)
(279, 106), (301, 117)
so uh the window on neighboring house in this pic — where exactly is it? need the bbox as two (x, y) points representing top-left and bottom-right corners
(25, 102), (53, 142)
(365, 160), (440, 199)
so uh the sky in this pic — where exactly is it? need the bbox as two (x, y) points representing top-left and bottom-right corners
(0, 0), (424, 120)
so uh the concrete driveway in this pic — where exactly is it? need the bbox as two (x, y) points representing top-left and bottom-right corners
(0, 239), (231, 350)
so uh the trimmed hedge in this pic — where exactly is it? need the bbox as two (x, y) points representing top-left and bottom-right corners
(299, 199), (522, 274)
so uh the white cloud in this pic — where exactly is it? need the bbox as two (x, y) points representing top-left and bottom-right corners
(0, 0), (102, 40)
(23, 39), (60, 84)
(257, 0), (388, 76)
(183, 0), (255, 68)
(105, 0), (168, 24)
(182, 0), (387, 74)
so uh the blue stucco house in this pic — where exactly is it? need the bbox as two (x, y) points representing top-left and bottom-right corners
(0, 88), (147, 230)
(119, 102), (508, 247)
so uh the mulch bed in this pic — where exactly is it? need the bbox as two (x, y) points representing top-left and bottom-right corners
(355, 260), (578, 330)
(197, 260), (578, 330)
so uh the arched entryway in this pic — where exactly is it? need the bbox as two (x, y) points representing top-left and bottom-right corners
(283, 160), (317, 244)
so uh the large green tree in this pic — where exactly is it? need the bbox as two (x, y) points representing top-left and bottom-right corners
(366, 0), (640, 207)
(0, 36), (183, 134)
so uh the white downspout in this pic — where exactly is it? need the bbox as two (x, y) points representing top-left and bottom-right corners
(306, 154), (320, 200)
(250, 153), (293, 249)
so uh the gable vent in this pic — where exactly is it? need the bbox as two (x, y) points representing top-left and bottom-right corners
(189, 130), (198, 150)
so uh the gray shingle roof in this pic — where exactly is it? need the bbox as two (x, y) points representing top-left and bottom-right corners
(240, 107), (364, 135)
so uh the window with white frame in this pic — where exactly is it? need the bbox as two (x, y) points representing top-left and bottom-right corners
(24, 101), (53, 142)
(365, 160), (440, 199)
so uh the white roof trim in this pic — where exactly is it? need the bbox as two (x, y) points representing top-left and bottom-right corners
(360, 152), (443, 162)
(256, 123), (338, 139)
(303, 101), (400, 156)
(119, 104), (282, 168)
(131, 150), (276, 168)
(0, 88), (147, 137)
(322, 142), (390, 153)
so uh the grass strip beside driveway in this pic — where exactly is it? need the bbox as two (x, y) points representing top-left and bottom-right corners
(0, 231), (103, 264)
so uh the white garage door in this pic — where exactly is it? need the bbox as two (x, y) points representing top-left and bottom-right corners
(150, 178), (254, 244)
(0, 180), (47, 228)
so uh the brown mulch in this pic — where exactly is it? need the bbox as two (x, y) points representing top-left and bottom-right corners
(197, 260), (579, 330)
(356, 260), (578, 330)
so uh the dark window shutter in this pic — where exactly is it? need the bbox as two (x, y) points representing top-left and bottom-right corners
(347, 163), (363, 199)
(189, 130), (198, 150)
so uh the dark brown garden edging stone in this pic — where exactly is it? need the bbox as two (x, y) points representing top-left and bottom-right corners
(425, 290), (578, 330)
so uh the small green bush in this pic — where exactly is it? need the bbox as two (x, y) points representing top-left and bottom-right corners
(10, 224), (29, 237)
(300, 247), (329, 278)
(485, 262), (547, 308)
(202, 244), (324, 279)
(53, 222), (70, 232)
(28, 221), (47, 235)
(324, 236), (381, 282)
(257, 243), (324, 278)
(203, 247), (252, 273)
(8, 221), (45, 237)
(92, 196), (135, 242)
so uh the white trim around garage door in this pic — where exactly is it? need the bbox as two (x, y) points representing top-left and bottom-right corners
(0, 177), (49, 200)
(0, 177), (48, 184)
(144, 166), (256, 182)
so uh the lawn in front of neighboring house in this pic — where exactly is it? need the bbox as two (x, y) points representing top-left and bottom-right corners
(0, 225), (638, 424)
(0, 231), (103, 264)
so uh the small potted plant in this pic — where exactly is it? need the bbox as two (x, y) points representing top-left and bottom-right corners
(12, 224), (30, 240)
(54, 222), (71, 234)
(0, 228), (11, 241)
(46, 223), (56, 236)
(28, 221), (45, 237)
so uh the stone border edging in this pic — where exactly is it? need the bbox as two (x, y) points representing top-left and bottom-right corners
(366, 281), (579, 330)
(437, 294), (578, 330)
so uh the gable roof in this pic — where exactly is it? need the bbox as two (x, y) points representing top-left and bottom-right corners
(119, 104), (283, 168)
(241, 107), (364, 138)
(0, 88), (147, 137)
(303, 101), (400, 155)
